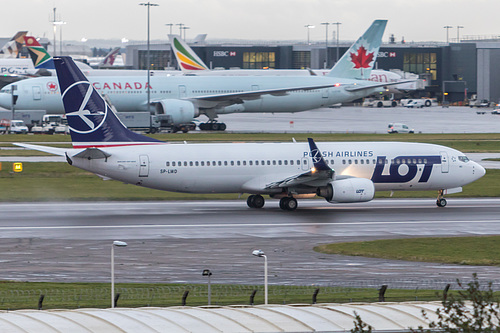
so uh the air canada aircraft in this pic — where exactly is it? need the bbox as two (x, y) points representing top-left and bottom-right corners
(16, 57), (485, 210)
(0, 20), (409, 131)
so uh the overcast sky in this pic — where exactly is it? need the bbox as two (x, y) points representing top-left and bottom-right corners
(2, 0), (500, 44)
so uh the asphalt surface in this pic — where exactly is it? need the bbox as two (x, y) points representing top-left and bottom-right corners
(1, 199), (500, 288)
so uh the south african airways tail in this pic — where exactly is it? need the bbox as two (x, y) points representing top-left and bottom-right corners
(24, 36), (55, 69)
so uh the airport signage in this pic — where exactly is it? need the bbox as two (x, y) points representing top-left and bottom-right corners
(213, 51), (237, 57)
(377, 51), (397, 58)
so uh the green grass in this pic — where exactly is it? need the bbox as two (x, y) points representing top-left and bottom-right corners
(0, 281), (447, 310)
(314, 236), (500, 266)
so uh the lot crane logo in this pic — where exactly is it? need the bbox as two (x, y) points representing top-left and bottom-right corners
(61, 81), (106, 134)
(311, 148), (322, 164)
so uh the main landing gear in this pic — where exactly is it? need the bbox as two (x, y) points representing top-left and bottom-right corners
(247, 194), (265, 209)
(279, 197), (298, 211)
(246, 195), (298, 211)
(436, 189), (447, 207)
(199, 121), (227, 131)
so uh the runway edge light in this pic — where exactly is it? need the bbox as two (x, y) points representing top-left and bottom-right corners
(13, 163), (22, 173)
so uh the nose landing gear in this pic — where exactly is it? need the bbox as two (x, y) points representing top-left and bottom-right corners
(436, 190), (447, 207)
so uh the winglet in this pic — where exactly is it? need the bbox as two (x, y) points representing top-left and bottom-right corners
(327, 19), (387, 80)
(307, 138), (331, 171)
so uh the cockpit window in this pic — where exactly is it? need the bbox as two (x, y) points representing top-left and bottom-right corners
(0, 88), (10, 94)
(458, 156), (469, 163)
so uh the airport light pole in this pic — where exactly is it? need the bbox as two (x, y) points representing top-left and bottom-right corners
(111, 240), (127, 308)
(252, 249), (268, 305)
(139, 2), (159, 114)
(443, 25), (452, 43)
(166, 24), (174, 68)
(332, 22), (341, 64)
(202, 269), (212, 305)
(177, 23), (185, 36)
(181, 26), (190, 41)
(321, 22), (329, 68)
(456, 26), (464, 43)
(304, 25), (315, 45)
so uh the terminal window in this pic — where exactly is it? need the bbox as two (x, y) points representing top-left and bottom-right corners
(243, 52), (276, 69)
(292, 51), (311, 69)
(403, 52), (437, 81)
(138, 50), (170, 70)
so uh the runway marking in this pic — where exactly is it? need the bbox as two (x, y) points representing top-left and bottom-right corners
(1, 219), (500, 231)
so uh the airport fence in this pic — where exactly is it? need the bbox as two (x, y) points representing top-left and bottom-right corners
(0, 281), (466, 310)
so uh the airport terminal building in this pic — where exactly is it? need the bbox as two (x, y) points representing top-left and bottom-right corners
(125, 38), (500, 104)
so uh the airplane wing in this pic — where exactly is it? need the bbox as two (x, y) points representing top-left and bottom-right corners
(13, 143), (69, 156)
(265, 138), (335, 189)
(182, 83), (343, 109)
(344, 79), (415, 92)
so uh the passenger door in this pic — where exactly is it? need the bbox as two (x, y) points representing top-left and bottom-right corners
(139, 155), (149, 177)
(440, 151), (449, 173)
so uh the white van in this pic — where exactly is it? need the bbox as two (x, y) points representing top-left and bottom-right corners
(387, 123), (414, 134)
(9, 120), (28, 134)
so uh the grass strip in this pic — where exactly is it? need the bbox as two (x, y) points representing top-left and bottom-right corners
(0, 281), (446, 310)
(314, 236), (500, 266)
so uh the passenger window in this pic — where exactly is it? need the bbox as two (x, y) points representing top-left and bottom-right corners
(182, 161), (185, 166)
(200, 161), (204, 166)
(172, 162), (176, 167)
(348, 160), (352, 164)
(166, 162), (170, 167)
(342, 160), (346, 165)
(278, 160), (282, 165)
(207, 161), (210, 166)
(231, 161), (235, 166)
(355, 160), (358, 164)
(373, 159), (376, 164)
(249, 161), (253, 166)
(396, 159), (401, 164)
(256, 161), (259, 166)
(360, 160), (364, 164)
(267, 160), (271, 165)
(290, 160), (294, 165)
(224, 161), (228, 166)
(237, 161), (240, 166)
(284, 160), (287, 165)
(273, 160), (276, 165)
(297, 160), (300, 165)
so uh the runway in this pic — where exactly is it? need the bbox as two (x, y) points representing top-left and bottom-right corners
(1, 198), (500, 288)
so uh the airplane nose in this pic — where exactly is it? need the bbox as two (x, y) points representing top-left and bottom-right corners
(0, 91), (12, 109)
(474, 162), (486, 179)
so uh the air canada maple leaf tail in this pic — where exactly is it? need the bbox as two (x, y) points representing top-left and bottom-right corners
(53, 56), (163, 149)
(327, 19), (387, 80)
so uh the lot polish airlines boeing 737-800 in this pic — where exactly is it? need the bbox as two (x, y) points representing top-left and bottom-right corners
(0, 20), (409, 131)
(15, 57), (485, 210)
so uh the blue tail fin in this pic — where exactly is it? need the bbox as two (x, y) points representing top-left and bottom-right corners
(327, 20), (387, 80)
(53, 56), (163, 148)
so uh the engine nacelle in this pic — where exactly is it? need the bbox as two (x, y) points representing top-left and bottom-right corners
(155, 99), (199, 124)
(317, 178), (375, 203)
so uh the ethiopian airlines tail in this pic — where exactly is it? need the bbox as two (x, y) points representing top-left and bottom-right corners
(168, 34), (210, 71)
(327, 20), (387, 80)
(53, 56), (163, 148)
(24, 36), (55, 69)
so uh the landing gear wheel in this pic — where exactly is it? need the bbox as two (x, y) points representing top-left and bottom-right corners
(211, 123), (219, 131)
(247, 195), (265, 209)
(218, 123), (227, 131)
(279, 197), (297, 211)
(437, 198), (447, 207)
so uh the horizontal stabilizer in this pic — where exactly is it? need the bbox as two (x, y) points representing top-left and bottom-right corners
(13, 143), (67, 156)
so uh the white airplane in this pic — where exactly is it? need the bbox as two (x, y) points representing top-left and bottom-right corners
(0, 20), (408, 131)
(15, 56), (485, 210)
(169, 33), (413, 93)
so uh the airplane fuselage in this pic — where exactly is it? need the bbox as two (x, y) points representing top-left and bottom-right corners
(0, 75), (379, 115)
(68, 141), (483, 195)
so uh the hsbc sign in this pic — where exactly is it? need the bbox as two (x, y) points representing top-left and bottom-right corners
(378, 51), (397, 58)
(213, 51), (237, 57)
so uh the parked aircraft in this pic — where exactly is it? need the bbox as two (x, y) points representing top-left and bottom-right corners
(0, 20), (406, 131)
(169, 34), (416, 92)
(0, 31), (27, 58)
(16, 57), (485, 210)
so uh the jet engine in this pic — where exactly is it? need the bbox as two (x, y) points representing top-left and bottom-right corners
(317, 178), (375, 203)
(155, 99), (199, 124)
